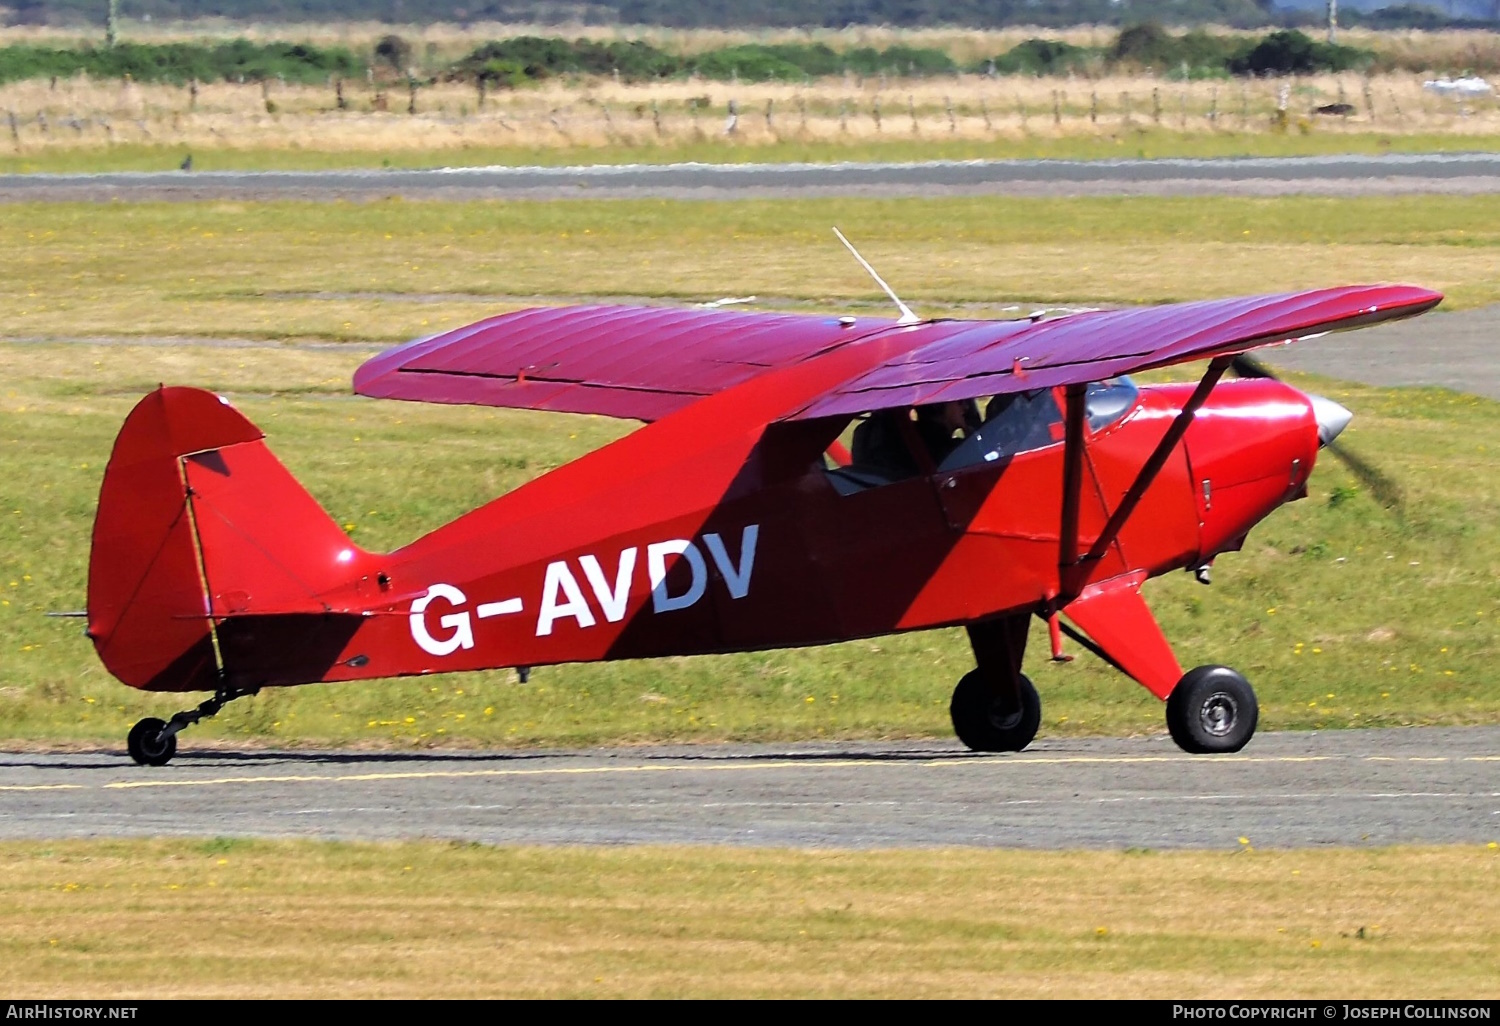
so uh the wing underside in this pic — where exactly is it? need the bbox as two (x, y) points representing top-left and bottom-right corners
(353, 304), (894, 421)
(352, 286), (1442, 424)
(781, 284), (1443, 420)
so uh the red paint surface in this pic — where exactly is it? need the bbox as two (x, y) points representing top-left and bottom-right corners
(88, 286), (1437, 704)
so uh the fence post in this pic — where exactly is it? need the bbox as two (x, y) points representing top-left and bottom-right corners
(6, 110), (19, 150)
(946, 95), (956, 132)
(651, 99), (662, 136)
(476, 77), (485, 111)
(980, 96), (991, 131)
(189, 78), (199, 112)
(1152, 87), (1161, 124)
(1052, 90), (1061, 126)
(872, 96), (881, 132)
(1362, 77), (1375, 122)
(765, 97), (774, 131)
(408, 77), (417, 115)
(1209, 84), (1218, 126)
(1090, 89), (1097, 124)
(725, 98), (738, 135)
(908, 94), (918, 134)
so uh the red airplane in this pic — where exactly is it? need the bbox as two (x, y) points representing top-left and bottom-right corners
(85, 282), (1441, 766)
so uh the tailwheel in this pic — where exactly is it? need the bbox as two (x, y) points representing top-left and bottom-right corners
(1166, 665), (1258, 754)
(127, 717), (177, 767)
(124, 686), (259, 767)
(950, 670), (1041, 753)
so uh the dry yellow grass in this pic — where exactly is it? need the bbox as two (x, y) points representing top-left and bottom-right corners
(1, 839), (1496, 998)
(1, 70), (1494, 161)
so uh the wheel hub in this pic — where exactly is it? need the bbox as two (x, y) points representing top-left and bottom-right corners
(1199, 691), (1239, 736)
(988, 699), (1025, 731)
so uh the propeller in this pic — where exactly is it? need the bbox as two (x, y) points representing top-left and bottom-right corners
(1230, 353), (1404, 510)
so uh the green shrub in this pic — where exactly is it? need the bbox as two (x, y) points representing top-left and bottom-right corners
(452, 37), (680, 83)
(0, 40), (364, 86)
(1109, 22), (1240, 76)
(689, 44), (811, 82)
(1227, 30), (1373, 76)
(983, 38), (1096, 76)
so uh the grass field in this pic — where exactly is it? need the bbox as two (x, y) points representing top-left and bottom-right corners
(2, 192), (1499, 750)
(1, 69), (1496, 173)
(0, 838), (1494, 997)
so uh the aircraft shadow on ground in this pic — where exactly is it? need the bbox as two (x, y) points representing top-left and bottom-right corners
(0, 745), (1000, 772)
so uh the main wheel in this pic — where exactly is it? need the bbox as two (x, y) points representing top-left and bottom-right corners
(127, 717), (176, 767)
(1166, 666), (1258, 754)
(950, 670), (1041, 753)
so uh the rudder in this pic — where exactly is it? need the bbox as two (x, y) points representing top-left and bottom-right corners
(88, 388), (370, 692)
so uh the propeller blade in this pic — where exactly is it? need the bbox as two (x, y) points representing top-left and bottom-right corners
(1230, 353), (1278, 380)
(1228, 352), (1402, 509)
(1325, 438), (1405, 510)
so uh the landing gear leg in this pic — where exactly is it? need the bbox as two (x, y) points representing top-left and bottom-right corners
(1058, 572), (1260, 754)
(950, 615), (1041, 753)
(126, 685), (259, 767)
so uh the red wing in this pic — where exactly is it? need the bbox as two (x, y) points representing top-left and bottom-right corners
(783, 285), (1442, 420)
(353, 305), (894, 421)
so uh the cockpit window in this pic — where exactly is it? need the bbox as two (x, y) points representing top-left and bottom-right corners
(1086, 376), (1138, 431)
(826, 378), (1143, 491)
(936, 377), (1139, 472)
(937, 389), (1063, 471)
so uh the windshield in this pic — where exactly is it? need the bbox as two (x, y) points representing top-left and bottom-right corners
(1085, 376), (1138, 431)
(938, 389), (1062, 471)
(936, 377), (1138, 472)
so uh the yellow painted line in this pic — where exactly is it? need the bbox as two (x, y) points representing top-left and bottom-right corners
(103, 760), (881, 789)
(99, 753), (1365, 791)
(0, 751), (1467, 793)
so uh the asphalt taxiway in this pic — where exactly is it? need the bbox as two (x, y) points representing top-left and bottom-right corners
(2, 726), (1495, 849)
(5, 153), (1500, 202)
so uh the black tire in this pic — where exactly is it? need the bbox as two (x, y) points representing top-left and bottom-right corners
(1166, 666), (1258, 754)
(950, 670), (1041, 753)
(127, 717), (176, 767)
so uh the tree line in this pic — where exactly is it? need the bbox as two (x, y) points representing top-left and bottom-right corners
(0, 26), (1425, 88)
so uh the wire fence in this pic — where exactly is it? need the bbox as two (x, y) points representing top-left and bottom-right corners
(2, 72), (1495, 156)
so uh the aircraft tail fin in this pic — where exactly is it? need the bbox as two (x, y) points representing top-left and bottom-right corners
(88, 387), (372, 692)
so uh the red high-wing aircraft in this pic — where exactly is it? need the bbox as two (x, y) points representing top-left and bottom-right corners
(86, 283), (1441, 766)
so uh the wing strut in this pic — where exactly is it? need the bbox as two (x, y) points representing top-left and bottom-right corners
(1057, 383), (1088, 573)
(1065, 358), (1232, 591)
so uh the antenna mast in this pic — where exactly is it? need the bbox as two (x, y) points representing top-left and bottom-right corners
(832, 227), (921, 325)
